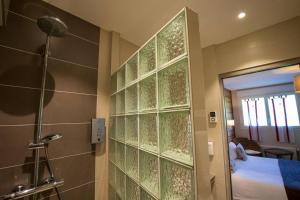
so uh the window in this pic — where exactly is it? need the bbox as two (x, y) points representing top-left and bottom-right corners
(268, 95), (300, 127)
(241, 94), (299, 127)
(242, 98), (268, 126)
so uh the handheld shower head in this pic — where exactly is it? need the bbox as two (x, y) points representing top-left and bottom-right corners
(41, 134), (62, 144)
(37, 16), (68, 37)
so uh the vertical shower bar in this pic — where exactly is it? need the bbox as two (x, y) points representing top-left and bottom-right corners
(33, 36), (50, 200)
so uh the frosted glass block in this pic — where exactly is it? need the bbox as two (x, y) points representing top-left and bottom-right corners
(111, 95), (116, 115)
(139, 113), (158, 153)
(109, 117), (116, 139)
(139, 151), (159, 197)
(159, 111), (193, 165)
(126, 54), (138, 84)
(116, 91), (125, 114)
(139, 38), (156, 76)
(139, 74), (157, 111)
(109, 139), (116, 163)
(126, 176), (140, 200)
(109, 184), (116, 200)
(125, 84), (138, 113)
(158, 58), (189, 109)
(160, 159), (194, 200)
(116, 168), (125, 200)
(157, 11), (186, 66)
(140, 188), (156, 200)
(126, 145), (139, 181)
(109, 161), (116, 187)
(111, 73), (117, 94)
(125, 115), (138, 146)
(116, 116), (125, 141)
(117, 67), (125, 90)
(115, 141), (125, 171)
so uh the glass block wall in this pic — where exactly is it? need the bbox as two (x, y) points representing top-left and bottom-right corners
(109, 9), (195, 200)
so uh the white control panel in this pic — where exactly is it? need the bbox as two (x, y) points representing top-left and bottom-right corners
(209, 111), (217, 123)
(91, 118), (106, 144)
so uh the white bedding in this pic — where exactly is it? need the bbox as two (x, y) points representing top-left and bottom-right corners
(231, 156), (288, 200)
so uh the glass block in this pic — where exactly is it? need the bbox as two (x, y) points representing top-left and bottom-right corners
(116, 116), (125, 141)
(140, 188), (156, 200)
(126, 145), (139, 181)
(116, 168), (125, 200)
(109, 184), (116, 200)
(158, 58), (189, 109)
(126, 176), (140, 200)
(125, 84), (138, 113)
(109, 117), (116, 139)
(125, 115), (138, 146)
(109, 161), (116, 188)
(139, 38), (156, 77)
(139, 151), (159, 197)
(117, 67), (125, 90)
(111, 73), (117, 94)
(126, 54), (138, 85)
(109, 139), (116, 163)
(160, 159), (194, 200)
(116, 91), (125, 114)
(139, 113), (158, 153)
(159, 111), (193, 166)
(139, 74), (157, 111)
(157, 11), (186, 66)
(115, 141), (125, 171)
(111, 95), (116, 115)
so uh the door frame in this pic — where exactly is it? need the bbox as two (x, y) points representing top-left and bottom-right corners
(218, 57), (300, 200)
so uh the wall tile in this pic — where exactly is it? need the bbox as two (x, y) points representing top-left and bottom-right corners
(9, 0), (100, 43)
(0, 12), (45, 54)
(0, 153), (95, 196)
(49, 36), (99, 68)
(43, 123), (95, 158)
(43, 91), (96, 124)
(0, 125), (35, 168)
(0, 86), (40, 125)
(0, 46), (42, 88)
(47, 59), (97, 94)
(0, 123), (94, 168)
(0, 13), (99, 67)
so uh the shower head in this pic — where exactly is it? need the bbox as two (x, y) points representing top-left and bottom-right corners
(41, 134), (63, 144)
(37, 16), (68, 37)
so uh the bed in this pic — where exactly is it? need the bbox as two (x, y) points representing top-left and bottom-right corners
(231, 156), (300, 200)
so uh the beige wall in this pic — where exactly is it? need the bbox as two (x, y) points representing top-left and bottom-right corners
(95, 30), (138, 200)
(203, 16), (300, 200)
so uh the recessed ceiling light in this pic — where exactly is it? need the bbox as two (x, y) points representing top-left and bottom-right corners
(238, 12), (246, 19)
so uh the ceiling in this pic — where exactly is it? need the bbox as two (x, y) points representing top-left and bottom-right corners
(45, 0), (300, 47)
(223, 65), (300, 90)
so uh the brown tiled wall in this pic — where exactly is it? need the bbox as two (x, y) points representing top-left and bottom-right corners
(0, 0), (99, 199)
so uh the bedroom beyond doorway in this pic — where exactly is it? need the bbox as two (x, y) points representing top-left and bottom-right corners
(221, 62), (300, 200)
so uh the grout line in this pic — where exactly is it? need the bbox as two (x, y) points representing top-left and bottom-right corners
(0, 43), (40, 56)
(48, 57), (98, 70)
(0, 43), (98, 70)
(38, 181), (95, 200)
(0, 151), (95, 170)
(8, 10), (36, 23)
(0, 122), (91, 127)
(0, 83), (97, 96)
(68, 32), (99, 46)
(7, 10), (99, 46)
(45, 88), (97, 96)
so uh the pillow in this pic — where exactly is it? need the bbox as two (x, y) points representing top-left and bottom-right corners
(228, 142), (237, 160)
(230, 158), (237, 173)
(236, 143), (248, 161)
